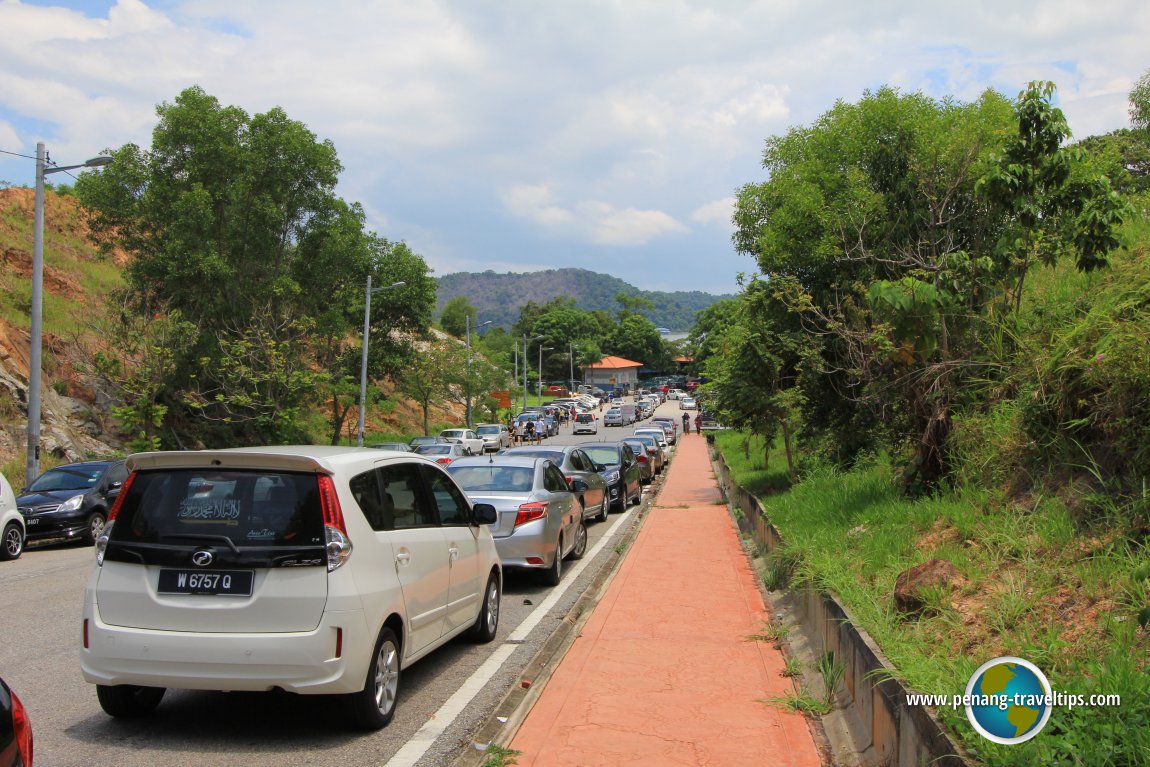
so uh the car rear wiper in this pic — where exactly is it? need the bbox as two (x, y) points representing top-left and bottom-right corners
(162, 533), (241, 553)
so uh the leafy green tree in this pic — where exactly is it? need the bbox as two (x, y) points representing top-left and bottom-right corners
(731, 83), (1125, 483)
(606, 313), (666, 369)
(1130, 68), (1150, 130)
(440, 296), (476, 338)
(76, 86), (437, 446)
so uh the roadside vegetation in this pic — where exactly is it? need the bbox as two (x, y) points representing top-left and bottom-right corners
(698, 73), (1150, 765)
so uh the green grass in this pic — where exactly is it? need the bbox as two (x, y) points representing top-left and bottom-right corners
(716, 436), (1150, 766)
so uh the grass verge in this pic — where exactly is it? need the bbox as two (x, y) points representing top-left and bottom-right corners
(714, 431), (1150, 766)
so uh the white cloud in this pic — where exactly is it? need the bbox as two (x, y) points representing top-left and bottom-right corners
(691, 197), (735, 226)
(1, 0), (1149, 296)
(502, 184), (687, 246)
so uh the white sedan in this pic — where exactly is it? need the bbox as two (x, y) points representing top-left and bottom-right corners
(440, 428), (485, 455)
(679, 397), (697, 410)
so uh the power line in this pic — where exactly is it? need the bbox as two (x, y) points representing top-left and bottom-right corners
(0, 148), (38, 160)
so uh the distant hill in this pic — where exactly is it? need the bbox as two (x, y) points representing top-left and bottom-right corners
(435, 268), (731, 331)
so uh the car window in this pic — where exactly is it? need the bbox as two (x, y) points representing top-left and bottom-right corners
(421, 466), (471, 526)
(543, 463), (567, 493)
(110, 469), (325, 547)
(349, 469), (390, 531)
(449, 465), (534, 492)
(570, 450), (591, 472)
(379, 463), (437, 528)
(621, 444), (636, 464)
(105, 462), (129, 488)
(580, 445), (617, 466)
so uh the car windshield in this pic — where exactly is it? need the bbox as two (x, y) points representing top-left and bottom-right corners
(606, 408), (621, 415)
(475, 426), (500, 435)
(441, 430), (466, 438)
(448, 465), (534, 492)
(27, 466), (104, 492)
(580, 446), (619, 465)
(411, 437), (439, 445)
(418, 445), (453, 455)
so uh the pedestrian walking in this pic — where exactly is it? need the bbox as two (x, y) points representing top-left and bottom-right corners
(695, 413), (702, 433)
(682, 412), (690, 434)
(535, 417), (546, 443)
(525, 419), (535, 445)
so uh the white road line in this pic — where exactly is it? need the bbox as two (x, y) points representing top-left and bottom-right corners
(384, 506), (638, 767)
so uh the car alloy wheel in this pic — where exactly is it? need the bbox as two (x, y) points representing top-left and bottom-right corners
(1, 523), (24, 561)
(84, 512), (107, 545)
(471, 573), (500, 643)
(567, 522), (587, 560)
(347, 627), (401, 730)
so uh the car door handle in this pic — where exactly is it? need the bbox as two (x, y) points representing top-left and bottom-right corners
(395, 550), (411, 567)
(448, 545), (459, 561)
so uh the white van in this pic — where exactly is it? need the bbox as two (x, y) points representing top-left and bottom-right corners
(81, 446), (501, 730)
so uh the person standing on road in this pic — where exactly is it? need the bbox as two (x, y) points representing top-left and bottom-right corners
(524, 419), (535, 445)
(535, 416), (546, 443)
(682, 412), (690, 434)
(695, 413), (702, 433)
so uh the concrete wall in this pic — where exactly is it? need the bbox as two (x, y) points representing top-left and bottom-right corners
(713, 450), (971, 767)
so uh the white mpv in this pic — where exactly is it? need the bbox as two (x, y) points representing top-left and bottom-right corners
(80, 446), (502, 730)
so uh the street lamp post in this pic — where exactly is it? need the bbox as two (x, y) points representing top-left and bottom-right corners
(464, 317), (492, 428)
(522, 334), (543, 410)
(537, 346), (553, 397)
(27, 142), (112, 482)
(569, 342), (575, 391)
(357, 277), (405, 447)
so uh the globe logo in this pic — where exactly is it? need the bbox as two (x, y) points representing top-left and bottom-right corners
(965, 656), (1052, 744)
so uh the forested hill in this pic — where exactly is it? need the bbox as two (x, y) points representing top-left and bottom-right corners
(435, 268), (731, 331)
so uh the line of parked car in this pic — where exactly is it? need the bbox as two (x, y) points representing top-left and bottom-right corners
(0, 411), (674, 740)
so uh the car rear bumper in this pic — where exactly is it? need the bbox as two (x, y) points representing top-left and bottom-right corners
(81, 600), (373, 695)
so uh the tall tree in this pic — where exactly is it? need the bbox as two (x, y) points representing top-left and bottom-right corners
(440, 296), (476, 338)
(76, 86), (436, 445)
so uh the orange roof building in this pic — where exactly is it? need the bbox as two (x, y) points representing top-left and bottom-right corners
(582, 355), (643, 392)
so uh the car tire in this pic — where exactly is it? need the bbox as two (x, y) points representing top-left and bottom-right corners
(542, 534), (563, 586)
(346, 627), (401, 731)
(96, 684), (165, 718)
(629, 486), (642, 506)
(470, 572), (501, 643)
(567, 521), (587, 561)
(1, 522), (24, 561)
(596, 498), (609, 523)
(83, 511), (107, 546)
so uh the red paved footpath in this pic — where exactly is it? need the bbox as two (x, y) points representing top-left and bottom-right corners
(509, 431), (823, 767)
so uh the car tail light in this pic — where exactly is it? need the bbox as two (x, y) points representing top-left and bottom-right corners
(564, 476), (574, 489)
(515, 502), (548, 528)
(436, 457), (452, 465)
(636, 454), (648, 463)
(10, 685), (33, 767)
(318, 475), (352, 572)
(106, 471), (137, 522)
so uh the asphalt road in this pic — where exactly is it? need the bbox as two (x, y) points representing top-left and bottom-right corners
(0, 399), (686, 767)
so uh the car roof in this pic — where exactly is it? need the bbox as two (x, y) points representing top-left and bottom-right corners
(126, 446), (435, 475)
(47, 459), (121, 470)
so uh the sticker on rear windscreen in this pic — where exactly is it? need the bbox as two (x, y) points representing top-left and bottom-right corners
(178, 497), (242, 523)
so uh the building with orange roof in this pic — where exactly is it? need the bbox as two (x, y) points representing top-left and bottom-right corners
(582, 355), (643, 393)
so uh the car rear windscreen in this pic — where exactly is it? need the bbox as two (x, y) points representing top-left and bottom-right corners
(110, 469), (325, 549)
(448, 466), (534, 493)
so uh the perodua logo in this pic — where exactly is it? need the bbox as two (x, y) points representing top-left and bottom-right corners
(192, 549), (214, 567)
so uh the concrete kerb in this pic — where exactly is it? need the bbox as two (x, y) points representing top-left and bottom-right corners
(710, 446), (973, 767)
(449, 464), (666, 767)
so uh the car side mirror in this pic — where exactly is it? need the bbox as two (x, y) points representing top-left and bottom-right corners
(570, 479), (589, 493)
(472, 503), (497, 526)
(593, 463), (607, 472)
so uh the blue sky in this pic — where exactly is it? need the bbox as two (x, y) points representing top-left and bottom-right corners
(1, 0), (1147, 295)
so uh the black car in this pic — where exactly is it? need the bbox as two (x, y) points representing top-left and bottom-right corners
(575, 441), (643, 513)
(0, 676), (33, 767)
(16, 460), (127, 546)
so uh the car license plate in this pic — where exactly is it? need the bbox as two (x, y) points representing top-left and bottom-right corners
(157, 569), (254, 596)
(25, 518), (40, 525)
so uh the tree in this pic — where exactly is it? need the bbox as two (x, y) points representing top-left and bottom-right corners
(440, 296), (476, 338)
(606, 313), (667, 370)
(1130, 68), (1150, 130)
(732, 83), (1123, 484)
(76, 86), (438, 446)
(397, 339), (466, 435)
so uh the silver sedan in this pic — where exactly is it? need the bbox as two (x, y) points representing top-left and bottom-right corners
(447, 456), (587, 586)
